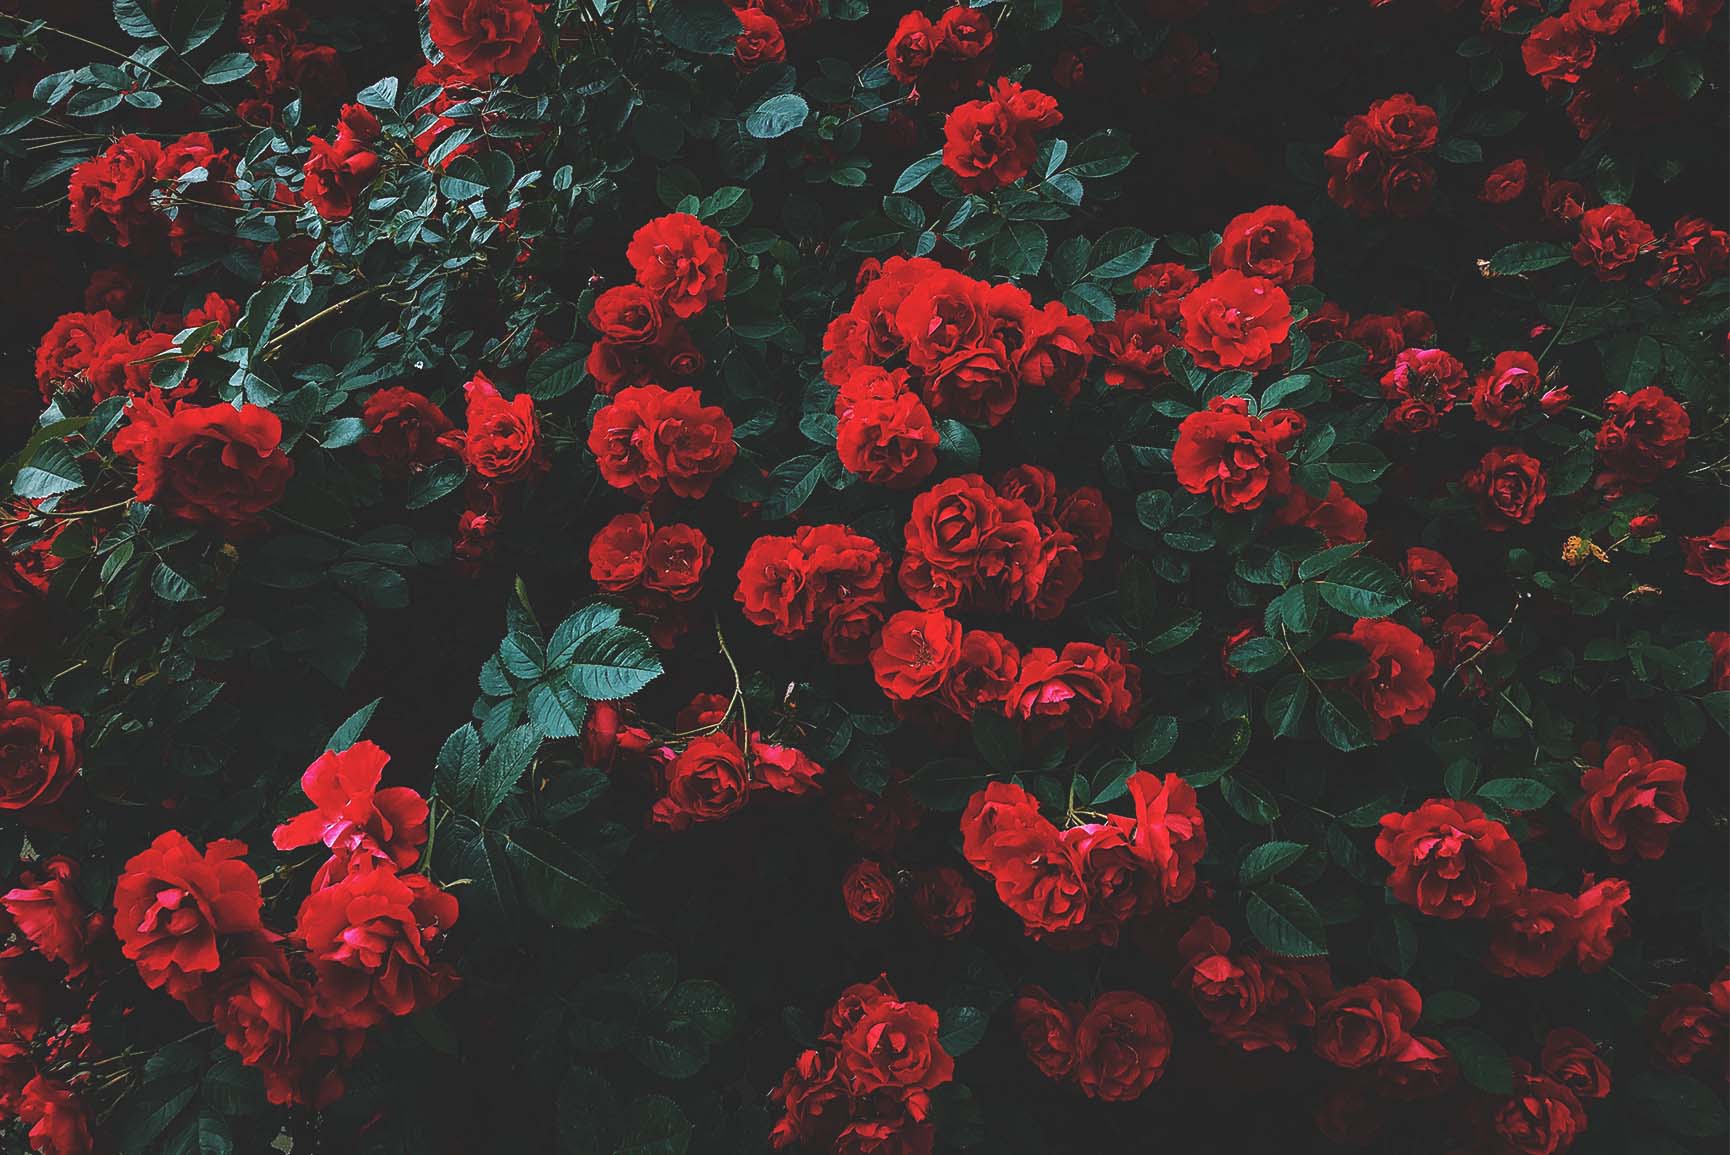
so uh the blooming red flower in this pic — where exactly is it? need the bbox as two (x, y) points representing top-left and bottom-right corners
(1572, 203), (1656, 280)
(272, 741), (430, 884)
(33, 310), (124, 401)
(1523, 14), (1597, 87)
(1470, 350), (1545, 429)
(0, 700), (82, 812)
(1647, 215), (1730, 302)
(733, 9), (785, 71)
(841, 860), (896, 926)
(1128, 771), (1206, 905)
(960, 782), (1088, 937)
(113, 831), (264, 996)
(112, 397), (294, 529)
(427, 0), (543, 82)
(1682, 525), (1730, 585)
(834, 988), (954, 1094)
(1179, 271), (1292, 372)
(1270, 481), (1368, 546)
(360, 387), (455, 474)
(1376, 798), (1528, 919)
(301, 104), (381, 220)
(18, 1075), (93, 1155)
(1172, 395), (1297, 512)
(625, 212), (728, 319)
(294, 865), (459, 1027)
(1210, 204), (1316, 285)
(1313, 978), (1421, 1069)
(885, 11), (937, 83)
(1004, 641), (1138, 735)
(834, 369), (940, 488)
(1, 858), (90, 976)
(1463, 446), (1548, 531)
(941, 78), (1061, 193)
(1072, 991), (1171, 1101)
(1571, 874), (1632, 973)
(1488, 888), (1579, 978)
(1489, 1066), (1588, 1155)
(652, 733), (752, 829)
(1403, 547), (1458, 604)
(1647, 980), (1728, 1074)
(1594, 386), (1690, 486)
(1540, 1027), (1612, 1100)
(1011, 987), (1080, 1080)
(907, 867), (974, 939)
(67, 135), (164, 247)
(588, 384), (737, 498)
(871, 609), (963, 701)
(1339, 619), (1436, 739)
(1574, 736), (1688, 860)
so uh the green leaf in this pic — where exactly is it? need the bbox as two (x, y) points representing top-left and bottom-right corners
(1229, 637), (1288, 674)
(325, 697), (381, 752)
(406, 458), (467, 509)
(473, 724), (543, 821)
(548, 603), (624, 665)
(616, 1095), (691, 1155)
(653, 0), (738, 54)
(527, 345), (589, 400)
(1220, 775), (1280, 825)
(1316, 689), (1374, 752)
(169, 0), (225, 51)
(972, 708), (1022, 772)
(528, 676), (590, 740)
(1239, 841), (1308, 886)
(114, 1073), (197, 1151)
(663, 980), (737, 1043)
(1314, 558), (1409, 618)
(14, 439), (86, 498)
(1132, 713), (1179, 764)
(1474, 778), (1553, 810)
(1264, 674), (1309, 738)
(938, 1006), (988, 1057)
(556, 1067), (617, 1155)
(113, 0), (160, 39)
(1245, 884), (1327, 957)
(1629, 1070), (1727, 1137)
(1488, 241), (1571, 275)
(151, 561), (203, 603)
(993, 222), (1048, 277)
(435, 724), (481, 806)
(203, 52), (255, 85)
(744, 93), (809, 139)
(893, 151), (944, 194)
(1439, 1026), (1513, 1094)
(504, 829), (621, 930)
(760, 452), (831, 520)
(935, 419), (980, 470)
(562, 626), (663, 700)
(1422, 990), (1481, 1024)
(1086, 227), (1155, 280)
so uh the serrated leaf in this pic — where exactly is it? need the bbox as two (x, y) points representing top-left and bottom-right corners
(562, 626), (663, 701)
(325, 697), (381, 752)
(1246, 884), (1326, 957)
(938, 1006), (988, 1057)
(472, 725), (542, 821)
(505, 829), (621, 931)
(1239, 841), (1308, 886)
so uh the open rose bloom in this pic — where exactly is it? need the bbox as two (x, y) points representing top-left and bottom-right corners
(0, 0), (1724, 1151)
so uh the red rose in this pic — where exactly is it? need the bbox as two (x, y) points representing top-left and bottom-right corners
(1571, 874), (1631, 972)
(1004, 642), (1138, 735)
(1012, 987), (1080, 1079)
(1572, 204), (1655, 280)
(1093, 310), (1176, 392)
(736, 523), (888, 646)
(1682, 525), (1730, 585)
(1135, 262), (1201, 320)
(1403, 547), (1458, 603)
(1055, 487), (1112, 561)
(1594, 386), (1689, 485)
(1647, 981), (1727, 1073)
(1211, 204), (1316, 285)
(589, 384), (737, 498)
(625, 212), (728, 319)
(769, 1049), (848, 1151)
(1489, 1067), (1588, 1155)
(1488, 888), (1579, 978)
(271, 740), (429, 883)
(1072, 991), (1171, 1102)
(1647, 216), (1730, 302)
(960, 781), (1088, 936)
(443, 373), (541, 483)
(1323, 124), (1385, 217)
(113, 831), (264, 996)
(652, 733), (751, 829)
(1522, 15), (1597, 87)
(67, 135), (164, 247)
(427, 0), (542, 82)
(1017, 301), (1095, 402)
(581, 701), (653, 773)
(1569, 0), (1638, 32)
(934, 4), (994, 57)
(1379, 1034), (1458, 1101)
(294, 865), (459, 1027)
(1177, 918), (1265, 1037)
(360, 386), (455, 474)
(1379, 346), (1469, 433)
(2, 858), (89, 976)
(1480, 159), (1534, 205)
(1179, 271), (1291, 372)
(757, 0), (818, 31)
(18, 1075), (93, 1155)
(841, 860), (896, 925)
(936, 628), (1021, 719)
(1172, 395), (1294, 512)
(940, 79), (1060, 193)
(113, 397), (294, 529)
(1540, 1028), (1611, 1100)
(1313, 978), (1421, 1069)
(300, 105), (381, 220)
(588, 285), (664, 344)
(835, 991), (954, 1093)
(885, 11), (936, 82)
(1463, 446), (1547, 531)
(1362, 93), (1439, 157)
(34, 311), (124, 400)
(0, 700), (82, 812)
(750, 742), (824, 797)
(589, 510), (650, 593)
(643, 522), (711, 601)
(1708, 631), (1730, 691)
(1128, 771), (1207, 905)
(1270, 481), (1368, 546)
(1471, 350), (1544, 429)
(871, 609), (963, 701)
(733, 9), (785, 71)
(206, 946), (349, 1109)
(908, 867), (974, 939)
(1574, 737), (1688, 860)
(1376, 798), (1528, 919)
(1440, 612), (1508, 697)
(1339, 618), (1436, 739)
(1659, 0), (1724, 42)
(835, 373), (940, 489)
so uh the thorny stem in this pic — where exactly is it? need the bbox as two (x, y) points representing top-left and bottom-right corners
(1442, 590), (1526, 690)
(714, 617), (749, 758)
(0, 498), (133, 530)
(259, 286), (386, 360)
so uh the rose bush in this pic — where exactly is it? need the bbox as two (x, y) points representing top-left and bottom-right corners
(0, 0), (1725, 1152)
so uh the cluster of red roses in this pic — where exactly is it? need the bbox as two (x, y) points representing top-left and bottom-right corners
(769, 977), (954, 1155)
(109, 741), (458, 1109)
(1514, 0), (1719, 138)
(883, 6), (994, 92)
(112, 397), (295, 531)
(1324, 93), (1440, 219)
(67, 131), (237, 250)
(959, 774), (1204, 947)
(588, 510), (712, 645)
(823, 256), (1096, 434)
(1011, 987), (1173, 1102)
(940, 78), (1062, 193)
(237, 0), (346, 124)
(839, 860), (976, 940)
(34, 291), (235, 405)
